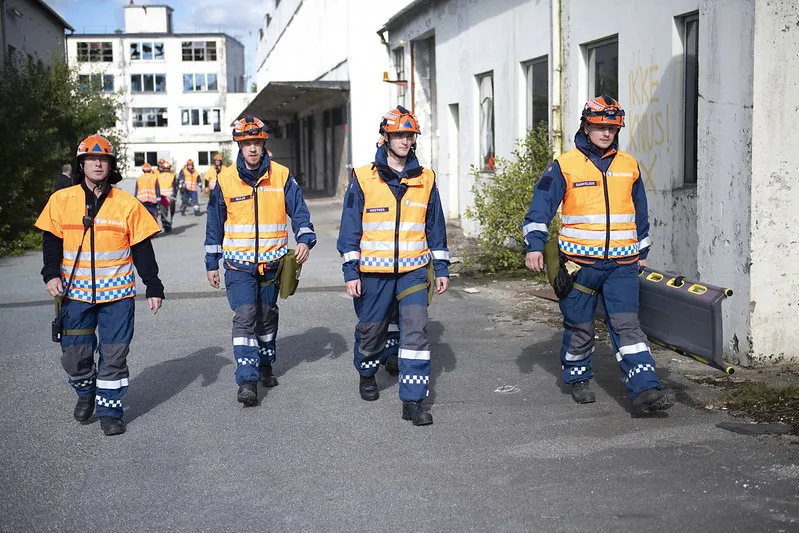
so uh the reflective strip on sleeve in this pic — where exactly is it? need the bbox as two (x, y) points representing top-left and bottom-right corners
(522, 222), (548, 236)
(205, 245), (223, 253)
(431, 250), (450, 261)
(639, 236), (652, 249)
(343, 251), (361, 262)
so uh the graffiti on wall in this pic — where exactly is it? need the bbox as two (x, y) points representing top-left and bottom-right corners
(626, 51), (670, 192)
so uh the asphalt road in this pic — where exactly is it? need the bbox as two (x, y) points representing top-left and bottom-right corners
(1, 183), (797, 532)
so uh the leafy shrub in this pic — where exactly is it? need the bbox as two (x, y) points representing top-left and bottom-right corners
(464, 124), (556, 272)
(0, 57), (122, 256)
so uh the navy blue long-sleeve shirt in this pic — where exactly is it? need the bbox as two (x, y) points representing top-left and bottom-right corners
(204, 151), (316, 271)
(337, 145), (450, 282)
(522, 131), (651, 260)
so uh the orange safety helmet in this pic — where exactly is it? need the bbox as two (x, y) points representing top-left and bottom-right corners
(379, 105), (421, 136)
(581, 95), (625, 127)
(233, 115), (269, 141)
(74, 133), (122, 185)
(142, 162), (152, 172)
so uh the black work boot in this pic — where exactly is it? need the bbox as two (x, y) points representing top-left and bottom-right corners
(237, 381), (258, 406)
(99, 416), (125, 436)
(402, 401), (433, 426)
(632, 388), (674, 414)
(359, 375), (379, 401)
(571, 380), (596, 404)
(384, 354), (399, 376)
(73, 394), (95, 423)
(258, 364), (279, 387)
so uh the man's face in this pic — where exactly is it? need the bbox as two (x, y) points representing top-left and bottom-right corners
(239, 139), (265, 167)
(585, 123), (620, 150)
(187, 162), (194, 171)
(387, 132), (415, 158)
(82, 155), (111, 182)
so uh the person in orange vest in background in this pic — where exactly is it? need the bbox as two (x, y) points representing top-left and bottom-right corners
(523, 95), (673, 414)
(203, 153), (225, 193)
(134, 162), (161, 220)
(336, 106), (450, 426)
(204, 116), (316, 407)
(157, 161), (177, 232)
(179, 159), (202, 216)
(35, 134), (164, 436)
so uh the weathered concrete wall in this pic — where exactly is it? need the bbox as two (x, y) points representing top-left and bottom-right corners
(3, 0), (67, 62)
(696, 0), (755, 364)
(748, 0), (799, 363)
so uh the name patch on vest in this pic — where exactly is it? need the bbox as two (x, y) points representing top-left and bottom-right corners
(607, 171), (634, 177)
(230, 195), (251, 203)
(573, 181), (598, 188)
(366, 207), (389, 213)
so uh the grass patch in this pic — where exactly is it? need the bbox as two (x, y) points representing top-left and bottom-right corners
(712, 381), (799, 435)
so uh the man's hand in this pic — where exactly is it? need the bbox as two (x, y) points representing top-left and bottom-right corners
(207, 270), (220, 289)
(638, 258), (649, 268)
(525, 251), (544, 273)
(345, 279), (361, 298)
(148, 297), (162, 314)
(46, 278), (64, 297)
(295, 243), (310, 264)
(435, 277), (449, 295)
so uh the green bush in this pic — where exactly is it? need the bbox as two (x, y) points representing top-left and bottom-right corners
(0, 57), (123, 256)
(464, 124), (556, 273)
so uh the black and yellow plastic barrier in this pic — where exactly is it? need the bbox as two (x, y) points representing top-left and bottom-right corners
(598, 267), (735, 374)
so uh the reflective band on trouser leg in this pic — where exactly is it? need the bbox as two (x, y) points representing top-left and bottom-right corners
(353, 275), (395, 377)
(95, 298), (134, 418)
(256, 272), (280, 366)
(602, 262), (661, 400)
(380, 320), (400, 365)
(397, 267), (431, 402)
(226, 268), (260, 385)
(59, 299), (98, 398)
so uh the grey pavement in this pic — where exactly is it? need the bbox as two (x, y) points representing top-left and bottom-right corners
(0, 185), (797, 532)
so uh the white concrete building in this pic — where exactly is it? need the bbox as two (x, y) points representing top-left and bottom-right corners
(381, 0), (799, 366)
(0, 0), (73, 65)
(66, 4), (252, 178)
(245, 0), (414, 196)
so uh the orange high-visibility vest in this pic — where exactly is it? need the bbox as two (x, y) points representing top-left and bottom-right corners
(354, 164), (433, 273)
(204, 165), (225, 190)
(556, 148), (640, 259)
(216, 163), (289, 263)
(136, 173), (158, 203)
(35, 185), (161, 303)
(157, 172), (176, 197)
(182, 168), (201, 191)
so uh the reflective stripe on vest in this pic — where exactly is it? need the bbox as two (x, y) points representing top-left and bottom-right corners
(557, 148), (640, 259)
(136, 173), (158, 203)
(182, 168), (200, 191)
(157, 172), (176, 197)
(217, 163), (289, 263)
(354, 164), (433, 273)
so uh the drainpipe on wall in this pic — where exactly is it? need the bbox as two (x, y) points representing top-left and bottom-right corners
(1, 0), (8, 66)
(550, 0), (563, 157)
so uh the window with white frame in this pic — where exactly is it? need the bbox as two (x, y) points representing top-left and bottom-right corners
(393, 47), (406, 107)
(181, 41), (217, 61)
(130, 74), (166, 93)
(132, 108), (168, 128)
(524, 57), (549, 130)
(76, 42), (113, 62)
(134, 151), (159, 166)
(197, 151), (220, 166)
(130, 41), (165, 61)
(477, 72), (495, 171)
(79, 74), (114, 93)
(181, 108), (222, 131)
(183, 73), (218, 92)
(586, 37), (618, 99)
(681, 13), (699, 185)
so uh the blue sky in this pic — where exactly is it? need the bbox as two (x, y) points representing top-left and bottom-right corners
(46, 0), (267, 86)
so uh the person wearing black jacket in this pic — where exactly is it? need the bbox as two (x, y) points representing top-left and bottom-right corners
(53, 164), (72, 192)
(35, 134), (164, 436)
